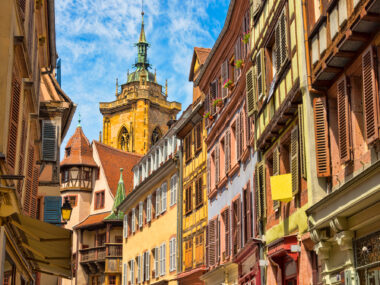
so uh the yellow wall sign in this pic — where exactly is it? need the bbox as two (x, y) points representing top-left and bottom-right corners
(270, 174), (293, 202)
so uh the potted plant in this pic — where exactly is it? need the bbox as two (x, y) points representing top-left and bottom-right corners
(223, 79), (234, 90)
(204, 112), (214, 121)
(242, 32), (250, 44)
(212, 98), (224, 108)
(235, 59), (244, 69)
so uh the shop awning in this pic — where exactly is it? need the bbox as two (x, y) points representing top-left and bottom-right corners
(10, 213), (72, 278)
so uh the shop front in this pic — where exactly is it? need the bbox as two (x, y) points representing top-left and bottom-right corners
(235, 240), (262, 285)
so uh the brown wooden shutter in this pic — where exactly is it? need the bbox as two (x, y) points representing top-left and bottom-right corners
(254, 164), (260, 220)
(208, 219), (216, 267)
(234, 40), (242, 81)
(224, 207), (230, 258)
(337, 76), (352, 163)
(246, 113), (251, 147)
(291, 126), (299, 195)
(257, 161), (266, 218)
(23, 145), (35, 216)
(280, 9), (288, 66)
(272, 146), (280, 210)
(362, 46), (379, 144)
(206, 226), (209, 267)
(215, 147), (220, 185)
(216, 217), (220, 264)
(205, 89), (210, 127)
(210, 80), (218, 114)
(17, 118), (27, 197)
(237, 197), (241, 253)
(207, 158), (211, 194)
(17, 0), (26, 19)
(236, 117), (241, 159)
(30, 166), (40, 218)
(246, 187), (252, 239)
(240, 112), (245, 153)
(256, 49), (266, 99)
(246, 67), (257, 116)
(275, 17), (281, 72)
(231, 203), (236, 254)
(298, 104), (307, 179)
(221, 60), (229, 99)
(225, 130), (231, 173)
(313, 96), (331, 177)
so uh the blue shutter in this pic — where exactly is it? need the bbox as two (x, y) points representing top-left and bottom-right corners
(44, 196), (62, 224)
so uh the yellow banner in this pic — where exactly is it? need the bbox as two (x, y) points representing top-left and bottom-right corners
(270, 174), (293, 203)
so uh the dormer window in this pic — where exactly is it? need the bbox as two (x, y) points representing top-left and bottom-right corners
(65, 147), (71, 157)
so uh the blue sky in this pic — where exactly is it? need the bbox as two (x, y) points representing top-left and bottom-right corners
(56, 0), (230, 155)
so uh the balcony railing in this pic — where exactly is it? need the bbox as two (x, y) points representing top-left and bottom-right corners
(80, 246), (106, 262)
(106, 243), (122, 257)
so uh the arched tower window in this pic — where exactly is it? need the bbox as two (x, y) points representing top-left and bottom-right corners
(151, 127), (162, 146)
(118, 127), (130, 151)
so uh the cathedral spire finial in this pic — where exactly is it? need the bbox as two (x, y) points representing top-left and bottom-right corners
(78, 112), (81, 127)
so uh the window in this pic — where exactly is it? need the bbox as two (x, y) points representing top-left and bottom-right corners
(132, 208), (136, 233)
(65, 195), (77, 207)
(97, 233), (106, 247)
(147, 195), (152, 222)
(195, 233), (204, 265)
(232, 197), (241, 255)
(154, 247), (159, 278)
(184, 239), (193, 269)
(123, 214), (128, 238)
(234, 38), (242, 81)
(169, 238), (176, 272)
(62, 170), (69, 183)
(65, 147), (71, 157)
(109, 275), (116, 285)
(185, 133), (192, 162)
(185, 186), (192, 215)
(144, 251), (150, 281)
(139, 202), (143, 228)
(115, 236), (122, 243)
(42, 120), (57, 161)
(155, 188), (161, 217)
(221, 207), (230, 260)
(243, 187), (252, 245)
(83, 169), (90, 181)
(160, 243), (166, 276)
(137, 255), (141, 284)
(195, 177), (203, 208)
(94, 191), (105, 210)
(170, 174), (178, 206)
(130, 259), (135, 285)
(195, 123), (202, 152)
(161, 182), (167, 213)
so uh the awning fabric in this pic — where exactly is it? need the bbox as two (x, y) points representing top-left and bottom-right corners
(270, 174), (293, 202)
(10, 213), (72, 278)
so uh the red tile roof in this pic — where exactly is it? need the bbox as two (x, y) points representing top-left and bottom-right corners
(60, 126), (97, 167)
(94, 141), (142, 197)
(74, 212), (111, 229)
(194, 47), (211, 64)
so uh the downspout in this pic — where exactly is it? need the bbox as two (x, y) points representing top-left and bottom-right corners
(176, 144), (183, 274)
(259, 220), (265, 285)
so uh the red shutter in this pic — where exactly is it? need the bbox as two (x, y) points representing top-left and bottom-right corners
(236, 117), (241, 159)
(246, 187), (252, 239)
(240, 112), (245, 153)
(225, 130), (231, 173)
(337, 76), (352, 163)
(237, 197), (241, 252)
(215, 146), (220, 185)
(23, 145), (35, 216)
(313, 97), (331, 177)
(362, 46), (379, 144)
(224, 207), (230, 258)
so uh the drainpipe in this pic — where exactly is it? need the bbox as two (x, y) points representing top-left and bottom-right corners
(176, 144), (183, 274)
(259, 220), (265, 285)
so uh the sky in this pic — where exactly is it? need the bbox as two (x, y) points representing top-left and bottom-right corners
(56, 0), (230, 157)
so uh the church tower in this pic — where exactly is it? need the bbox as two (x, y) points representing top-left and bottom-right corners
(99, 10), (181, 155)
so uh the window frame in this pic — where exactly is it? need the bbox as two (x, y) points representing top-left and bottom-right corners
(94, 190), (105, 210)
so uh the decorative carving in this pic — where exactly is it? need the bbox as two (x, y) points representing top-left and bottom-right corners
(335, 231), (354, 251)
(314, 241), (331, 261)
(151, 127), (161, 145)
(330, 217), (348, 233)
(119, 127), (130, 151)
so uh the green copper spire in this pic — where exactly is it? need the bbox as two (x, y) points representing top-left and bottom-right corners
(105, 168), (126, 220)
(134, 10), (150, 71)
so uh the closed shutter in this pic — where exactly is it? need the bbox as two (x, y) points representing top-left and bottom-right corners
(162, 243), (166, 275)
(337, 76), (352, 163)
(7, 72), (22, 173)
(298, 104), (307, 179)
(205, 90), (210, 127)
(132, 208), (136, 233)
(161, 183), (167, 212)
(23, 145), (34, 215)
(234, 40), (242, 81)
(256, 161), (266, 219)
(210, 80), (218, 114)
(139, 202), (143, 228)
(272, 146), (280, 210)
(147, 195), (152, 222)
(278, 8), (289, 69)
(313, 97), (331, 177)
(362, 46), (379, 144)
(221, 60), (229, 99)
(255, 164), (261, 220)
(224, 207), (230, 258)
(137, 255), (141, 283)
(226, 130), (231, 172)
(30, 166), (39, 218)
(275, 16), (282, 72)
(215, 147), (220, 184)
(142, 253), (145, 282)
(146, 252), (150, 281)
(240, 112), (245, 153)
(42, 120), (57, 161)
(246, 67), (257, 116)
(291, 126), (299, 195)
(123, 214), (128, 238)
(155, 247), (159, 278)
(216, 217), (219, 263)
(208, 219), (216, 267)
(207, 158), (211, 194)
(236, 116), (241, 159)
(237, 198), (241, 252)
(206, 226), (209, 267)
(43, 196), (62, 224)
(256, 49), (266, 99)
(155, 189), (160, 217)
(123, 263), (128, 285)
(17, 118), (26, 197)
(246, 187), (252, 239)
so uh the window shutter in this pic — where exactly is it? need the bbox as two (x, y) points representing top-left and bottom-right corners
(216, 217), (219, 263)
(207, 158), (211, 194)
(17, 118), (26, 197)
(162, 243), (166, 275)
(237, 198), (241, 252)
(139, 202), (143, 228)
(155, 247), (159, 278)
(132, 208), (136, 233)
(337, 76), (352, 163)
(273, 146), (280, 210)
(255, 164), (261, 220)
(362, 46), (379, 144)
(224, 207), (230, 258)
(123, 263), (128, 285)
(246, 188), (252, 239)
(240, 112), (245, 153)
(256, 49), (266, 99)
(208, 219), (216, 267)
(156, 189), (160, 217)
(276, 8), (289, 69)
(206, 225), (209, 267)
(123, 214), (128, 238)
(131, 260), (135, 285)
(234, 40), (242, 81)
(170, 176), (174, 206)
(147, 196), (151, 222)
(42, 121), (57, 161)
(142, 253), (145, 282)
(146, 252), (150, 281)
(236, 116), (241, 159)
(313, 97), (331, 177)
(246, 67), (257, 116)
(275, 17), (282, 72)
(43, 196), (62, 224)
(291, 126), (299, 195)
(226, 130), (231, 172)
(161, 183), (167, 212)
(137, 255), (141, 283)
(215, 146), (220, 184)
(210, 80), (218, 113)
(298, 104), (307, 179)
(221, 60), (229, 99)
(7, 72), (22, 173)
(256, 161), (266, 219)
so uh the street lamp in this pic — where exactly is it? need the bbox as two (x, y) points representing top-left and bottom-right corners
(61, 197), (73, 222)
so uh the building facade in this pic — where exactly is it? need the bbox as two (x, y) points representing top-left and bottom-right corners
(119, 124), (181, 285)
(99, 13), (181, 155)
(175, 47), (210, 285)
(0, 0), (74, 283)
(303, 0), (380, 284)
(60, 126), (141, 285)
(195, 0), (257, 284)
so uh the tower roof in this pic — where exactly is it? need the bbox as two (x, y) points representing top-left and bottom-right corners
(60, 126), (97, 167)
(105, 168), (126, 220)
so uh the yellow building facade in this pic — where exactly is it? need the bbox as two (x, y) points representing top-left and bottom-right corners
(119, 124), (181, 285)
(99, 13), (181, 155)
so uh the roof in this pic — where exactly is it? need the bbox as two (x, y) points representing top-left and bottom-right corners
(74, 212), (111, 229)
(94, 141), (142, 196)
(189, 47), (211, 82)
(60, 126), (97, 167)
(105, 169), (126, 220)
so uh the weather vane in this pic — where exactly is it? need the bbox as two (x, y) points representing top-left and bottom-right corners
(78, 112), (81, 127)
(141, 0), (144, 15)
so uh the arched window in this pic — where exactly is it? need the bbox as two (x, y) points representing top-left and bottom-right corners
(118, 127), (130, 151)
(151, 127), (162, 146)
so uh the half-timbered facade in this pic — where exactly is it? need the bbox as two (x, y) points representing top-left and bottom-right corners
(195, 0), (257, 284)
(303, 0), (380, 283)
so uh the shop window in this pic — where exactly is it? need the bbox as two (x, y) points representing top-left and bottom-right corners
(94, 191), (105, 210)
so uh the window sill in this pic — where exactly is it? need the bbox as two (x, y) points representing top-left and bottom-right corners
(227, 163), (240, 178)
(217, 176), (228, 190)
(208, 187), (217, 199)
(241, 147), (250, 164)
